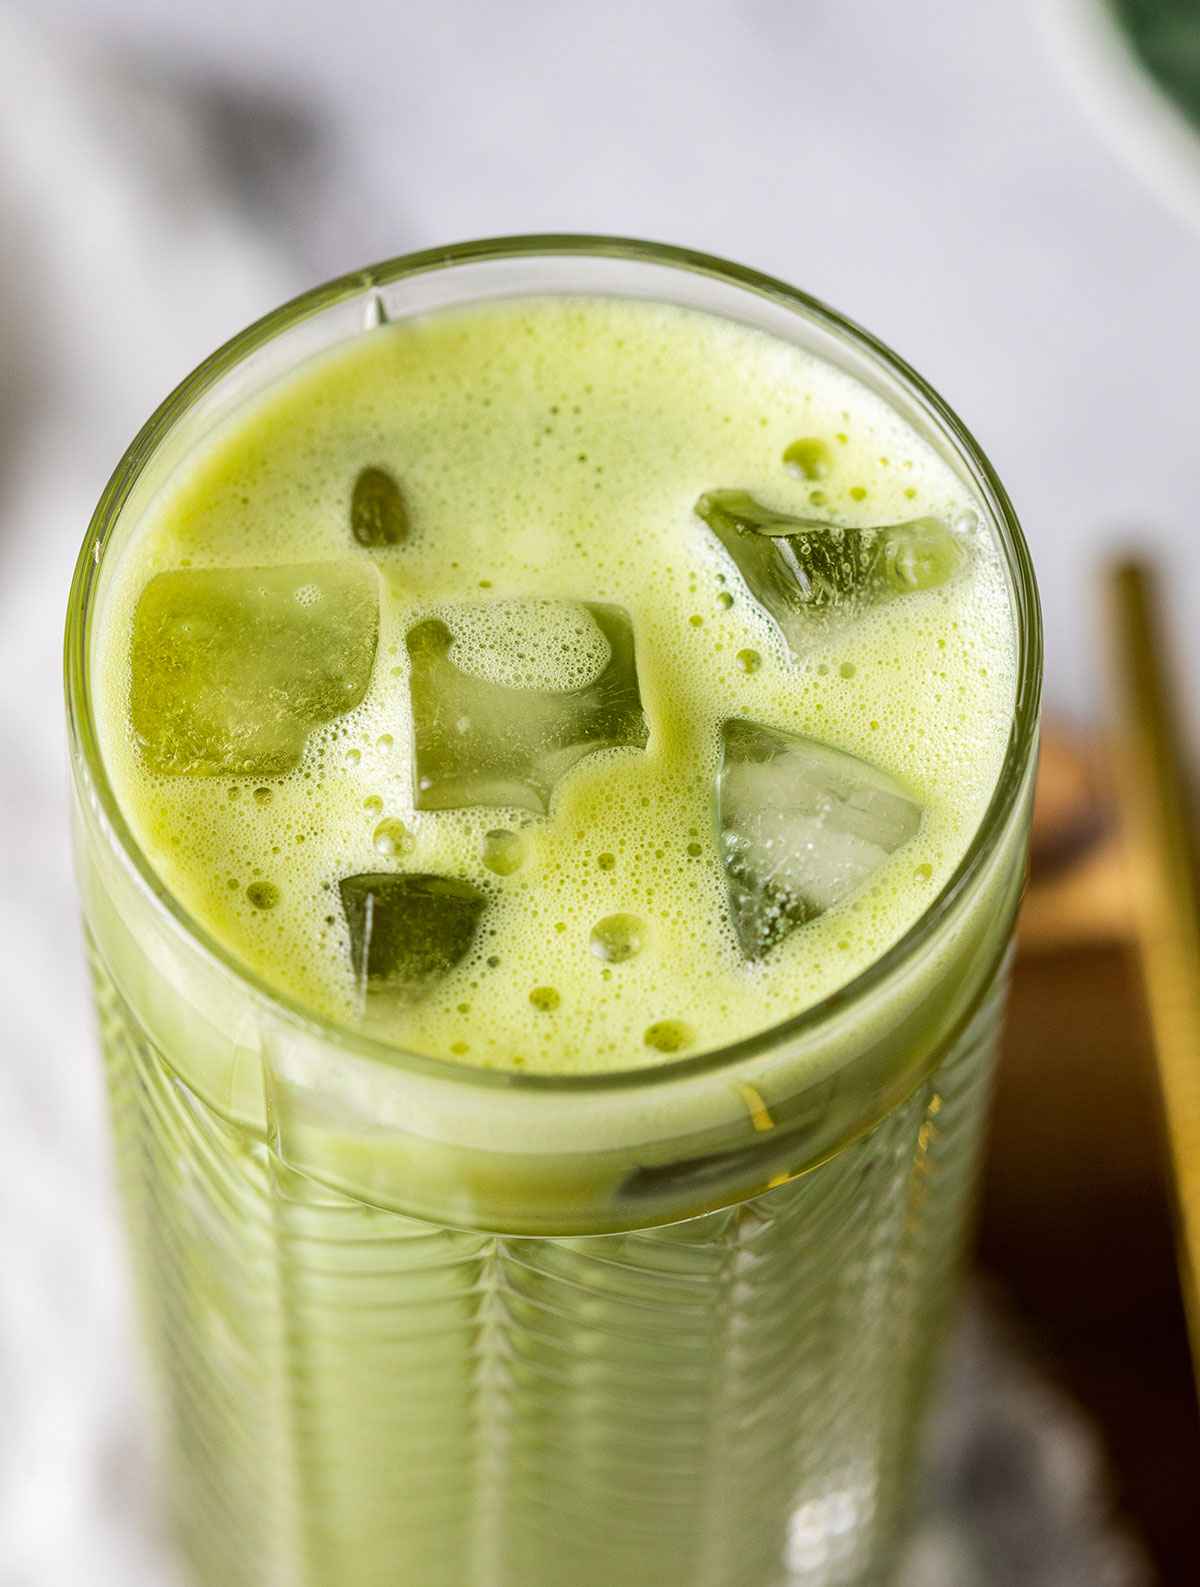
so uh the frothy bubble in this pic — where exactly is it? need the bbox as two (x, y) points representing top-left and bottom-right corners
(482, 829), (524, 876)
(590, 913), (646, 964)
(97, 293), (1017, 1077)
(373, 818), (414, 858)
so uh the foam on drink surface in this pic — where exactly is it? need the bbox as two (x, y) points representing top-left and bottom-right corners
(96, 296), (1016, 1074)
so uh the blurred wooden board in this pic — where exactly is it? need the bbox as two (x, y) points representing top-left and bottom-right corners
(1019, 725), (1130, 951)
(979, 722), (1200, 1586)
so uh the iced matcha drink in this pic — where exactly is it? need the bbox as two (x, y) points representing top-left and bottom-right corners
(66, 240), (1040, 1587)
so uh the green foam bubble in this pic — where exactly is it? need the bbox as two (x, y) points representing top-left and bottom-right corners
(97, 295), (1015, 1075)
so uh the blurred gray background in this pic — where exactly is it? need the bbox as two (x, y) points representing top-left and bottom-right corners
(1, 0), (1192, 1582)
(27, 0), (1200, 722)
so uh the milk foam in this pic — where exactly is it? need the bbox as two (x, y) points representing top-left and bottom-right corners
(96, 296), (1015, 1074)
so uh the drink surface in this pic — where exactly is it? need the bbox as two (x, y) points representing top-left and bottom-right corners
(95, 295), (1016, 1075)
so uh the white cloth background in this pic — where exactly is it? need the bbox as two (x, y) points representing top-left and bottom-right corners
(0, 14), (295, 1584)
(0, 2), (1179, 1581)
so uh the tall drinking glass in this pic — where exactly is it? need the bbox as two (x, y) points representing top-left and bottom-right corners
(65, 238), (1041, 1587)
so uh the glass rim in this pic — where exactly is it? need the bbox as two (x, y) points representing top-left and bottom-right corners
(64, 232), (1043, 1097)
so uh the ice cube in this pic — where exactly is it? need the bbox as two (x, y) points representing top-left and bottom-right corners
(406, 602), (647, 815)
(717, 718), (923, 960)
(130, 563), (380, 777)
(694, 490), (964, 652)
(350, 465), (409, 547)
(339, 872), (485, 1002)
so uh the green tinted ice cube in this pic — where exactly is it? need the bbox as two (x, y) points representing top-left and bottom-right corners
(694, 490), (965, 653)
(718, 718), (923, 960)
(350, 466), (409, 547)
(339, 872), (485, 1001)
(130, 563), (379, 777)
(406, 603), (647, 815)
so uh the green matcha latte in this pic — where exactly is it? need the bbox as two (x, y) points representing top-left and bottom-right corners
(94, 294), (1014, 1073)
(70, 244), (1038, 1587)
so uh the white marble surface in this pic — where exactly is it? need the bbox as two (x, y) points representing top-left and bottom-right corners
(0, 2), (1180, 1581)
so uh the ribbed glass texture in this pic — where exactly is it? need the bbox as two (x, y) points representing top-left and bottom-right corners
(68, 238), (1040, 1587)
(93, 935), (1006, 1587)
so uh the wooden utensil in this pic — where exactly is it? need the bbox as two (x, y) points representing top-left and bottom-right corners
(1108, 558), (1200, 1387)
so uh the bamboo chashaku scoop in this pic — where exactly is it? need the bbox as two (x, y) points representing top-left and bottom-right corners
(1109, 559), (1200, 1391)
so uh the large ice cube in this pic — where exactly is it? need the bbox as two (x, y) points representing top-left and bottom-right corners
(339, 873), (485, 1002)
(130, 563), (379, 777)
(694, 490), (964, 653)
(406, 602), (647, 815)
(718, 718), (923, 960)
